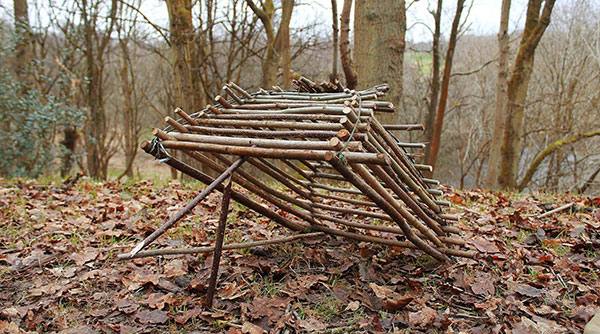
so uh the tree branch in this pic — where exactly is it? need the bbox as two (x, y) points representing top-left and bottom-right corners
(517, 129), (600, 190)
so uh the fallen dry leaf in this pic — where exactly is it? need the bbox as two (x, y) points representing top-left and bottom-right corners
(369, 283), (394, 299)
(241, 321), (267, 334)
(345, 300), (360, 311)
(409, 306), (438, 327)
(134, 309), (169, 324)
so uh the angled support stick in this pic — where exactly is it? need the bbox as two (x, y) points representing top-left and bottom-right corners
(205, 176), (233, 308)
(124, 155), (246, 258)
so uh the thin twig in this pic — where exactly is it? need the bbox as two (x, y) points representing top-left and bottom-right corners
(117, 232), (324, 260)
(537, 203), (574, 219)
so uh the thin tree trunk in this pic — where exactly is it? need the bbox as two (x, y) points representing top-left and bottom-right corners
(423, 0), (443, 164)
(275, 0), (294, 89)
(246, 0), (277, 88)
(82, 0), (118, 180)
(354, 0), (406, 125)
(426, 0), (465, 177)
(119, 39), (136, 179)
(60, 126), (79, 177)
(167, 0), (205, 180)
(330, 0), (339, 81)
(339, 0), (357, 89)
(578, 165), (600, 194)
(484, 0), (511, 189)
(13, 0), (32, 87)
(497, 0), (556, 189)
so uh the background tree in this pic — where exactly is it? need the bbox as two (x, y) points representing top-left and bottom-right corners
(81, 0), (120, 179)
(246, 0), (295, 88)
(497, 0), (556, 189)
(354, 0), (406, 124)
(422, 0), (443, 164)
(484, 0), (511, 189)
(425, 0), (466, 176)
(13, 0), (32, 87)
(329, 0), (338, 81)
(339, 0), (357, 89)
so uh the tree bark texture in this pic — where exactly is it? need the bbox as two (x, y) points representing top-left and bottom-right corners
(13, 0), (32, 86)
(422, 0), (443, 164)
(82, 0), (119, 179)
(118, 39), (137, 179)
(246, 0), (277, 88)
(354, 0), (406, 125)
(497, 0), (556, 189)
(330, 0), (339, 81)
(274, 0), (294, 89)
(339, 0), (357, 89)
(166, 0), (202, 114)
(484, 0), (511, 189)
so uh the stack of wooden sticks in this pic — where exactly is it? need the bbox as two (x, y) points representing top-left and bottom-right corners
(124, 79), (476, 265)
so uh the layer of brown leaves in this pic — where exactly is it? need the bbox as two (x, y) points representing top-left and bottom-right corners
(0, 179), (598, 333)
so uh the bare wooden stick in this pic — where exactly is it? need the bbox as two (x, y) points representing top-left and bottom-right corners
(314, 214), (465, 246)
(309, 222), (474, 258)
(439, 213), (459, 221)
(118, 232), (324, 260)
(314, 192), (376, 207)
(369, 164), (445, 236)
(325, 154), (449, 262)
(206, 104), (222, 114)
(159, 140), (389, 165)
(228, 82), (253, 99)
(223, 86), (243, 105)
(206, 176), (233, 308)
(141, 140), (310, 232)
(383, 124), (425, 131)
(174, 108), (198, 126)
(184, 126), (367, 140)
(203, 113), (369, 122)
(537, 203), (574, 219)
(165, 116), (187, 133)
(190, 118), (369, 131)
(167, 133), (362, 151)
(124, 156), (246, 258)
(215, 95), (233, 108)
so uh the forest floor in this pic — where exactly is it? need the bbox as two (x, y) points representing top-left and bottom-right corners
(0, 177), (598, 333)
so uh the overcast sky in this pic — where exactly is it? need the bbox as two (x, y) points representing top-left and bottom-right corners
(1, 0), (530, 43)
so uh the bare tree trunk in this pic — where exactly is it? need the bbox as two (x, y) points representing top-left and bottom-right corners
(330, 0), (339, 81)
(339, 0), (357, 89)
(578, 165), (600, 194)
(167, 0), (205, 180)
(246, 0), (277, 88)
(118, 39), (136, 179)
(82, 0), (118, 180)
(60, 126), (79, 177)
(275, 0), (294, 89)
(425, 0), (465, 177)
(423, 0), (443, 163)
(497, 0), (556, 189)
(483, 0), (511, 189)
(13, 0), (32, 87)
(167, 0), (201, 114)
(354, 0), (406, 125)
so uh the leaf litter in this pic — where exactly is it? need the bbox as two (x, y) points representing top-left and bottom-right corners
(0, 179), (598, 333)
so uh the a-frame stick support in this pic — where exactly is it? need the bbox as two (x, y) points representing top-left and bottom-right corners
(124, 156), (246, 258)
(205, 176), (233, 308)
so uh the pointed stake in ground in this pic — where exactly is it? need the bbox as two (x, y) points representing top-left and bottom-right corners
(205, 176), (233, 308)
(126, 156), (246, 258)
